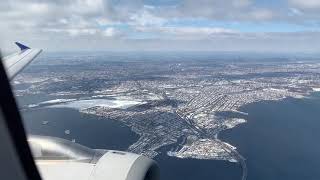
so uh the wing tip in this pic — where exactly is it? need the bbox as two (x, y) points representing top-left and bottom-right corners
(15, 42), (30, 51)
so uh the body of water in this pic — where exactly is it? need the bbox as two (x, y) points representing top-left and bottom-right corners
(156, 154), (241, 180)
(21, 93), (320, 180)
(220, 93), (320, 180)
(22, 106), (242, 180)
(22, 107), (138, 150)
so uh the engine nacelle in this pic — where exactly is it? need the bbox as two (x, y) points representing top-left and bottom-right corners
(28, 135), (160, 180)
(91, 150), (159, 180)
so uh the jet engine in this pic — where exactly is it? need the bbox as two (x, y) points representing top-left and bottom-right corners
(28, 135), (160, 180)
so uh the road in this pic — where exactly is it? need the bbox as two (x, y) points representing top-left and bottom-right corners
(176, 110), (248, 180)
(216, 139), (247, 180)
(158, 87), (248, 180)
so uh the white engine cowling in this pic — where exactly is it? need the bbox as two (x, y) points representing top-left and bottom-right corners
(91, 150), (159, 180)
(28, 135), (160, 180)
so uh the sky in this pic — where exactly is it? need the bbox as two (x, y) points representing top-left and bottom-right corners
(1, 0), (320, 52)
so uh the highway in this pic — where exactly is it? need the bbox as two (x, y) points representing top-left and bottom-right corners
(216, 138), (247, 180)
(176, 110), (248, 180)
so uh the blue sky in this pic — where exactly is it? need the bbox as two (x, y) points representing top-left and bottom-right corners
(1, 0), (320, 52)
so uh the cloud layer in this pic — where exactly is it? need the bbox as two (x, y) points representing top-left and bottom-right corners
(1, 0), (320, 52)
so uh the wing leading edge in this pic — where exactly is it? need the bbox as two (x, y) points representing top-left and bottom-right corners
(3, 42), (42, 80)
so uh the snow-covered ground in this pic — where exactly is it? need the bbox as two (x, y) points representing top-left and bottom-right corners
(312, 87), (320, 92)
(48, 98), (146, 110)
(28, 99), (76, 108)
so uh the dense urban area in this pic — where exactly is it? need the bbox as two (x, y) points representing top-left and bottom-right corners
(13, 52), (320, 180)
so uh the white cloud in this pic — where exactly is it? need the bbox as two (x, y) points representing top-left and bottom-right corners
(130, 7), (167, 27)
(69, 0), (104, 15)
(135, 26), (238, 39)
(249, 9), (274, 20)
(0, 0), (320, 52)
(43, 28), (98, 36)
(232, 0), (252, 8)
(162, 0), (277, 21)
(289, 0), (320, 9)
(96, 18), (120, 26)
(102, 27), (118, 37)
(27, 3), (50, 14)
(159, 27), (236, 35)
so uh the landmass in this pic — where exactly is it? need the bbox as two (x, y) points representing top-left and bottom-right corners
(14, 52), (320, 180)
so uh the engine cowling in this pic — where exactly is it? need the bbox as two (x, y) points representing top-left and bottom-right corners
(91, 150), (159, 180)
(28, 135), (160, 180)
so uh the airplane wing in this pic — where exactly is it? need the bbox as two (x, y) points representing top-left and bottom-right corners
(3, 42), (42, 80)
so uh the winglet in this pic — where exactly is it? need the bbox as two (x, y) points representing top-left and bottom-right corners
(15, 42), (30, 51)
